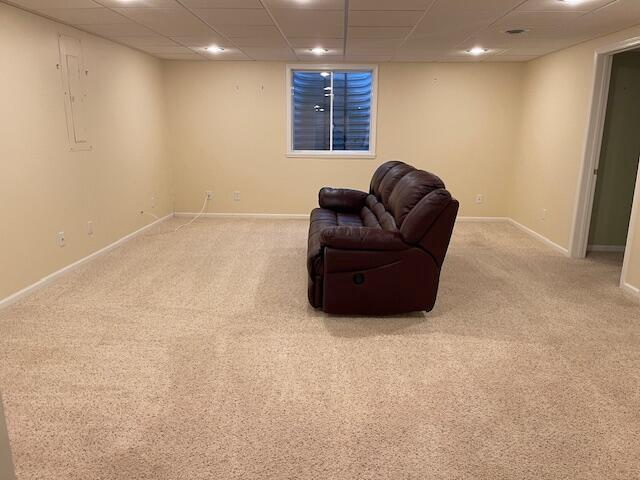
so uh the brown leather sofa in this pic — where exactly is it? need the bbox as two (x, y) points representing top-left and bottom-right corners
(307, 161), (459, 315)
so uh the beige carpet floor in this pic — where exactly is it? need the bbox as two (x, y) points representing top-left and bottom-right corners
(1, 218), (639, 480)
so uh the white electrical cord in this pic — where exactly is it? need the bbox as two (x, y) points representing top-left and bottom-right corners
(174, 194), (209, 232)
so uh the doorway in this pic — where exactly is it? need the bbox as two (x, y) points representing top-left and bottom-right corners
(571, 37), (640, 295)
(587, 50), (640, 264)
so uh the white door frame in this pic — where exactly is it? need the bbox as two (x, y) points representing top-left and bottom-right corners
(621, 162), (640, 293)
(569, 36), (640, 290)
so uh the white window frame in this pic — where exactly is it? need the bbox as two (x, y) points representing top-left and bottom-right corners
(286, 64), (378, 159)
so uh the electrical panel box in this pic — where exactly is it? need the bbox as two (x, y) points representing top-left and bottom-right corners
(58, 35), (91, 152)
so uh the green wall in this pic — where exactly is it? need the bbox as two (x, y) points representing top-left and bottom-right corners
(589, 51), (640, 248)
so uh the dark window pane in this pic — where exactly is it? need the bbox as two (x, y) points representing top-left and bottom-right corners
(332, 71), (372, 151)
(292, 71), (331, 151)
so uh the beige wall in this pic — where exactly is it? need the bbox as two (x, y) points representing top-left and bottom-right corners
(511, 24), (640, 291)
(627, 199), (640, 289)
(0, 4), (172, 301)
(164, 61), (524, 217)
(589, 51), (640, 247)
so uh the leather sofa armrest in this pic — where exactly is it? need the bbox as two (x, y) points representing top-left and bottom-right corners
(318, 187), (368, 213)
(321, 226), (408, 251)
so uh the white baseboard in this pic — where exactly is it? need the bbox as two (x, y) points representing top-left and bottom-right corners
(175, 212), (310, 219)
(456, 216), (510, 222)
(0, 214), (173, 310)
(588, 244), (626, 253)
(621, 281), (640, 299)
(507, 219), (570, 256)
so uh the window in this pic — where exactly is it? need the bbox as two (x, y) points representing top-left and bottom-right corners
(286, 65), (377, 157)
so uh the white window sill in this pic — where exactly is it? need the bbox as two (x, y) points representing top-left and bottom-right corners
(286, 151), (377, 159)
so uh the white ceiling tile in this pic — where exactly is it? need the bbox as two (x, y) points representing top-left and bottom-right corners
(271, 9), (344, 37)
(412, 7), (500, 39)
(348, 36), (405, 49)
(494, 11), (586, 29)
(78, 22), (158, 36)
(348, 26), (412, 38)
(170, 35), (228, 47)
(194, 8), (272, 26)
(196, 47), (252, 59)
(294, 47), (343, 56)
(39, 7), (130, 24)
(97, 0), (181, 7)
(241, 47), (296, 60)
(116, 35), (180, 47)
(349, 10), (424, 27)
(114, 7), (213, 36)
(398, 38), (459, 56)
(489, 54), (538, 62)
(517, 0), (615, 12)
(180, 0), (262, 7)
(288, 38), (343, 48)
(347, 45), (396, 55)
(138, 45), (194, 54)
(344, 54), (392, 62)
(233, 35), (289, 47)
(347, 37), (404, 49)
(5, 0), (100, 8)
(349, 0), (432, 10)
(429, 0), (523, 12)
(158, 52), (205, 59)
(10, 0), (640, 62)
(214, 24), (279, 37)
(263, 0), (344, 9)
(443, 47), (507, 58)
(295, 53), (344, 62)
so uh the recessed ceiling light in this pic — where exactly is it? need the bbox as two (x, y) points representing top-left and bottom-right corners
(504, 28), (529, 35)
(310, 47), (328, 55)
(466, 46), (489, 56)
(205, 45), (225, 53)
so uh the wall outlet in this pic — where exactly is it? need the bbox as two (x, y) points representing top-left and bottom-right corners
(475, 194), (485, 205)
(57, 231), (65, 247)
(206, 190), (213, 201)
(151, 196), (156, 209)
(541, 208), (548, 221)
(233, 191), (241, 202)
(87, 221), (94, 235)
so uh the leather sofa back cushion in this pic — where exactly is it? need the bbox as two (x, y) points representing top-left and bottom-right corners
(370, 160), (404, 198)
(400, 189), (453, 244)
(377, 163), (416, 204)
(363, 195), (398, 231)
(388, 170), (445, 226)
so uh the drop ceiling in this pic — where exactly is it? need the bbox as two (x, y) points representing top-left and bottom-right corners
(4, 0), (640, 62)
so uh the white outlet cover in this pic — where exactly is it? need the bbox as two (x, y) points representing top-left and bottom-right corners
(57, 232), (65, 247)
